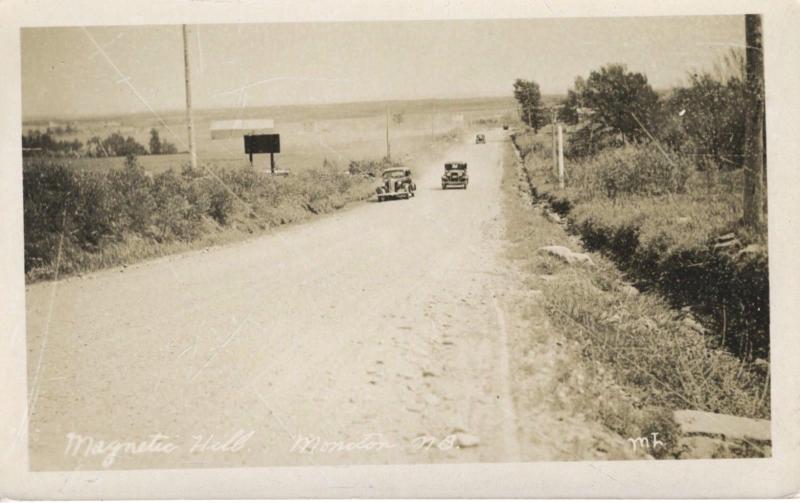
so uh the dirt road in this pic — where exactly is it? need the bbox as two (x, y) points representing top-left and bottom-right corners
(25, 129), (632, 470)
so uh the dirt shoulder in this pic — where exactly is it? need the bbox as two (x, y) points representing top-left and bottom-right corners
(496, 139), (646, 461)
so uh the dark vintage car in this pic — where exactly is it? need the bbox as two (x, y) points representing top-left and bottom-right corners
(502, 124), (509, 130)
(475, 134), (486, 144)
(376, 167), (416, 201)
(441, 162), (468, 190)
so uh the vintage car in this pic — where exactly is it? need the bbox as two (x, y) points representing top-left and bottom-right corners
(376, 167), (416, 201)
(475, 133), (486, 144)
(441, 162), (468, 190)
(502, 124), (509, 130)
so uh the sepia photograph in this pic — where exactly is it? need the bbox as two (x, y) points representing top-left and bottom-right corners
(1, 0), (799, 498)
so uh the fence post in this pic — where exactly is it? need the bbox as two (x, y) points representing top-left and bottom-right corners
(558, 123), (565, 189)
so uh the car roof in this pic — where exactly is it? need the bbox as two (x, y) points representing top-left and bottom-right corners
(382, 167), (407, 174)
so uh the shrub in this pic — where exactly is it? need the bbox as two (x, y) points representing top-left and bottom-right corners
(566, 145), (691, 199)
(23, 154), (387, 280)
(151, 170), (200, 240)
(106, 157), (156, 234)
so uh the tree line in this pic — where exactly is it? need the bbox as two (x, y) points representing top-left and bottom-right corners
(514, 55), (748, 169)
(512, 15), (766, 233)
(22, 128), (178, 158)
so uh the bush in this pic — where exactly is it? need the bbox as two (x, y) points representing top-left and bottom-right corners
(347, 157), (396, 177)
(106, 157), (156, 234)
(151, 170), (201, 240)
(563, 145), (691, 200)
(595, 146), (691, 198)
(23, 155), (385, 281)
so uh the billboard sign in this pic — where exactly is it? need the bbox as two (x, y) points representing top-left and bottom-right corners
(244, 134), (281, 154)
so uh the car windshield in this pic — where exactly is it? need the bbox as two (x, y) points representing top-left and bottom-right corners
(446, 164), (465, 170)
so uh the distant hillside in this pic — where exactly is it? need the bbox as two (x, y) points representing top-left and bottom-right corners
(23, 96), (517, 127)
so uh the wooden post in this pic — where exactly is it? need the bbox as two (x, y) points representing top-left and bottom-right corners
(551, 110), (558, 175)
(558, 123), (565, 189)
(743, 14), (766, 232)
(249, 152), (253, 168)
(182, 25), (198, 171)
(270, 153), (275, 174)
(385, 108), (391, 161)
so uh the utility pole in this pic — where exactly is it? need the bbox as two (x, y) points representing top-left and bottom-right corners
(551, 108), (558, 175)
(557, 123), (565, 189)
(743, 14), (766, 232)
(182, 24), (198, 171)
(385, 107), (391, 161)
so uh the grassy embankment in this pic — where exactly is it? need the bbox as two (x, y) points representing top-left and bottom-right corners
(512, 128), (769, 362)
(23, 131), (460, 283)
(501, 135), (769, 458)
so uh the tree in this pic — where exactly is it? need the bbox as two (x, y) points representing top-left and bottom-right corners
(149, 128), (162, 155)
(579, 64), (659, 143)
(513, 79), (546, 131)
(161, 141), (178, 155)
(665, 71), (746, 170)
(101, 132), (147, 157)
(21, 129), (83, 157)
(560, 76), (586, 125)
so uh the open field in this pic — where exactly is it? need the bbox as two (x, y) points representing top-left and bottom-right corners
(24, 97), (516, 174)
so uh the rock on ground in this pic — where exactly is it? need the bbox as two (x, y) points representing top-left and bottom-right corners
(537, 245), (594, 266)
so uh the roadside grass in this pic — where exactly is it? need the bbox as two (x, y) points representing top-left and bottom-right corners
(511, 129), (769, 361)
(501, 140), (769, 458)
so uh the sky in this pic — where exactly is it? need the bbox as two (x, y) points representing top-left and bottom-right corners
(21, 16), (746, 119)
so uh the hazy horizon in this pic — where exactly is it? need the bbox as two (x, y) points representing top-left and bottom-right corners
(21, 94), (518, 123)
(22, 16), (745, 120)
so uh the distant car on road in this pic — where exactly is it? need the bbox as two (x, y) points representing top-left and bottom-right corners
(502, 125), (509, 130)
(441, 162), (468, 190)
(475, 134), (486, 144)
(376, 168), (416, 201)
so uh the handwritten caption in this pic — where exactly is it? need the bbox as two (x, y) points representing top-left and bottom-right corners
(64, 430), (254, 468)
(64, 431), (462, 467)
